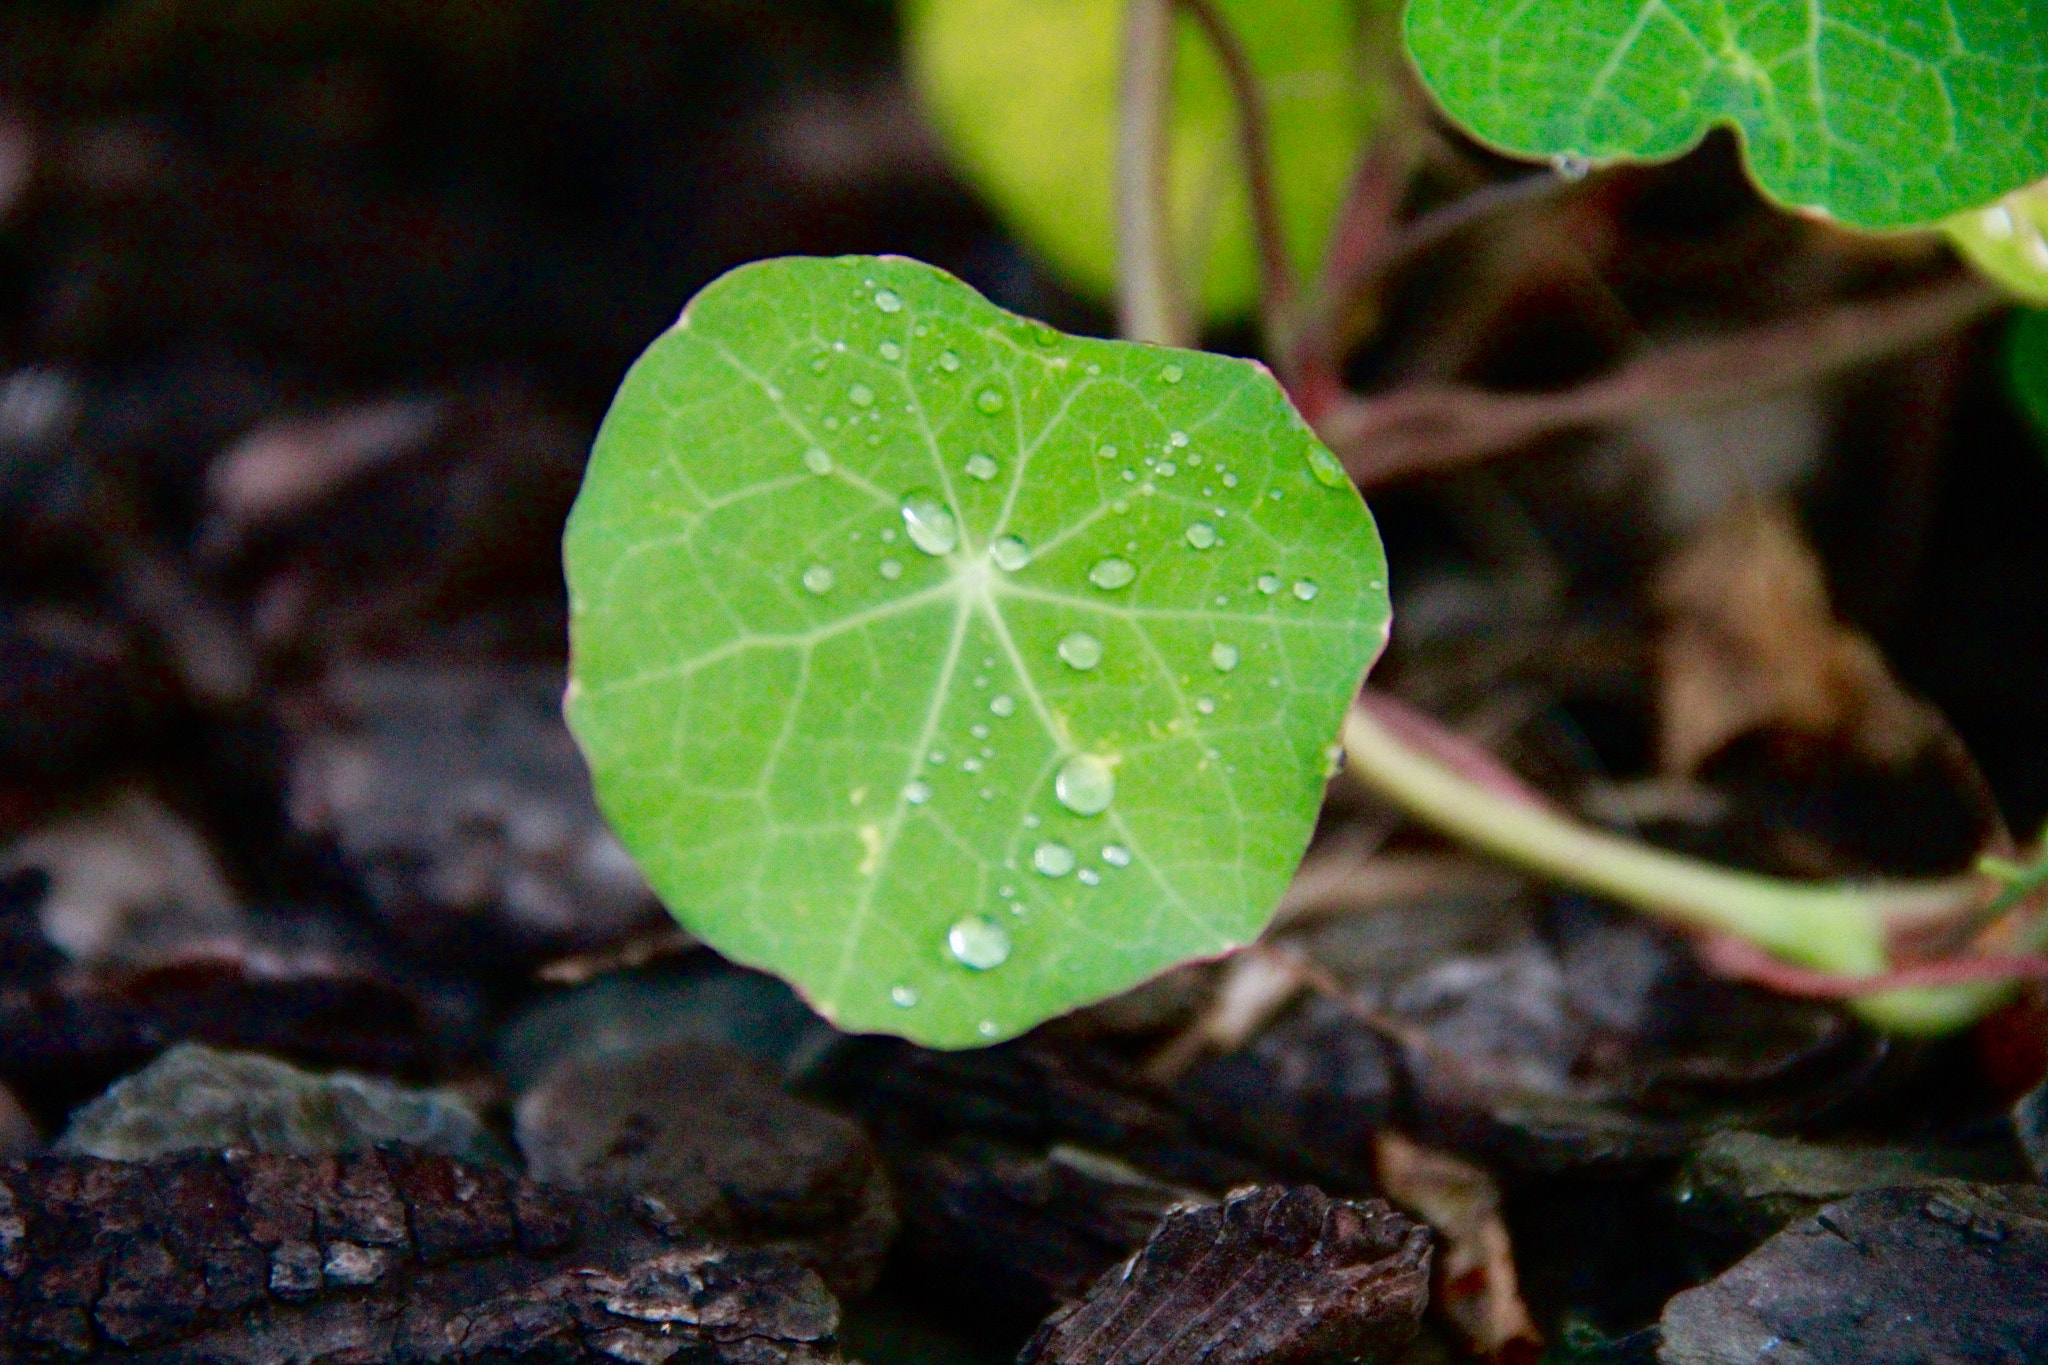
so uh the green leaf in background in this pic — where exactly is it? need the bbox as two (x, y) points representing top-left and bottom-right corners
(564, 256), (1389, 1047)
(1403, 0), (2048, 230)
(2004, 305), (2048, 438)
(1947, 177), (2048, 303)
(903, 0), (1381, 322)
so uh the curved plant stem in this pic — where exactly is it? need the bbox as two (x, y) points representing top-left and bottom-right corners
(1341, 693), (2011, 1034)
(1116, 0), (1189, 347)
(1175, 0), (1297, 356)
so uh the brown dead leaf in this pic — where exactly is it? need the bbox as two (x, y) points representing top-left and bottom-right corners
(1653, 499), (1937, 775)
(1372, 1131), (1541, 1363)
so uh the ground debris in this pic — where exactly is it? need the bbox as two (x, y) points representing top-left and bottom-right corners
(1658, 1180), (2048, 1365)
(1019, 1185), (1429, 1365)
(0, 1145), (842, 1365)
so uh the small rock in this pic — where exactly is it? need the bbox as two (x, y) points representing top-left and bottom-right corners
(1659, 1181), (2048, 1364)
(1020, 1185), (1430, 1365)
(516, 1042), (895, 1299)
(57, 1042), (505, 1165)
(1675, 1130), (2021, 1245)
(0, 1146), (844, 1365)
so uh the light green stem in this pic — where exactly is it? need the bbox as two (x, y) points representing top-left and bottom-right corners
(1340, 702), (2006, 1034)
(1115, 0), (1189, 347)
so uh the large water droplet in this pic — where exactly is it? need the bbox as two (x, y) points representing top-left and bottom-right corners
(1185, 522), (1218, 550)
(1210, 641), (1240, 671)
(1101, 843), (1132, 867)
(938, 350), (961, 372)
(802, 564), (835, 594)
(976, 388), (1007, 414)
(1159, 363), (1183, 384)
(1088, 556), (1136, 590)
(947, 916), (1011, 970)
(965, 452), (998, 481)
(900, 492), (959, 556)
(990, 693), (1017, 717)
(1054, 754), (1115, 815)
(848, 383), (875, 408)
(879, 558), (903, 580)
(873, 288), (903, 313)
(1306, 446), (1348, 488)
(1292, 579), (1319, 601)
(1057, 632), (1103, 670)
(903, 779), (933, 805)
(804, 447), (834, 475)
(890, 984), (919, 1007)
(1032, 841), (1076, 877)
(1256, 572), (1281, 595)
(990, 536), (1031, 571)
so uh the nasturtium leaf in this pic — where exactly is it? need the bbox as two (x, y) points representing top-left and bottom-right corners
(1403, 0), (2048, 230)
(564, 255), (1390, 1048)
(2004, 306), (2048, 438)
(1948, 178), (2048, 303)
(902, 0), (1382, 322)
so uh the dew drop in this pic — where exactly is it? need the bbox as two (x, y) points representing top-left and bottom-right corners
(1222, 472), (1239, 488)
(1157, 461), (1177, 477)
(1088, 556), (1136, 590)
(873, 288), (903, 313)
(1101, 843), (1133, 867)
(976, 388), (1007, 414)
(848, 383), (875, 408)
(903, 779), (932, 805)
(1159, 363), (1183, 383)
(1032, 841), (1076, 877)
(1054, 754), (1115, 815)
(970, 723), (990, 740)
(1168, 431), (1189, 448)
(1097, 443), (1118, 460)
(890, 984), (919, 1007)
(989, 693), (1017, 717)
(878, 341), (903, 362)
(900, 491), (959, 555)
(947, 916), (1011, 970)
(803, 447), (834, 475)
(990, 535), (1031, 571)
(1292, 579), (1319, 601)
(1256, 572), (1281, 594)
(1184, 521), (1218, 550)
(801, 564), (835, 594)
(1551, 151), (1592, 180)
(823, 416), (840, 430)
(938, 350), (961, 372)
(978, 1019), (1000, 1037)
(879, 558), (903, 580)
(810, 356), (829, 373)
(1195, 696), (1216, 715)
(965, 452), (998, 481)
(1306, 446), (1348, 487)
(1057, 631), (1104, 670)
(1210, 641), (1240, 671)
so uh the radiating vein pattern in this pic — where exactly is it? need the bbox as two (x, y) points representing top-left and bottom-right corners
(1406, 0), (2048, 229)
(565, 256), (1389, 1047)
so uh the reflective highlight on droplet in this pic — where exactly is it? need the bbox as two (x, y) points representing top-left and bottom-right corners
(1088, 556), (1136, 590)
(1032, 841), (1076, 877)
(1292, 579), (1319, 601)
(1210, 641), (1239, 671)
(890, 984), (919, 1007)
(990, 536), (1031, 571)
(947, 916), (1011, 970)
(1054, 754), (1115, 815)
(1101, 843), (1132, 867)
(900, 491), (959, 556)
(1057, 632), (1103, 670)
(965, 452), (998, 481)
(801, 565), (834, 595)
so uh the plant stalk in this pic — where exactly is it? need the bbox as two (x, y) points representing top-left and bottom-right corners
(1115, 0), (1189, 347)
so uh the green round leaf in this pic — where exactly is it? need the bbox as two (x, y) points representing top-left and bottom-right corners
(1403, 0), (2048, 230)
(1947, 177), (2048, 303)
(903, 0), (1382, 321)
(564, 255), (1389, 1047)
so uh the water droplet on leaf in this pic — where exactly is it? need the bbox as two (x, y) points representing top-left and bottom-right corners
(1088, 556), (1136, 589)
(878, 341), (902, 362)
(938, 350), (961, 372)
(848, 383), (875, 408)
(965, 452), (998, 481)
(903, 779), (932, 804)
(976, 388), (1006, 414)
(990, 535), (1031, 571)
(1057, 631), (1103, 670)
(1159, 363), (1183, 383)
(989, 693), (1016, 717)
(947, 916), (1011, 970)
(1168, 431), (1189, 448)
(1195, 696), (1216, 714)
(804, 447), (834, 475)
(1306, 446), (1348, 487)
(879, 558), (903, 580)
(890, 984), (919, 1007)
(801, 565), (834, 594)
(1054, 754), (1115, 815)
(1101, 843), (1132, 867)
(900, 491), (959, 555)
(1032, 841), (1076, 877)
(1210, 641), (1239, 671)
(1185, 522), (1218, 550)
(873, 288), (903, 313)
(1292, 579), (1319, 601)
